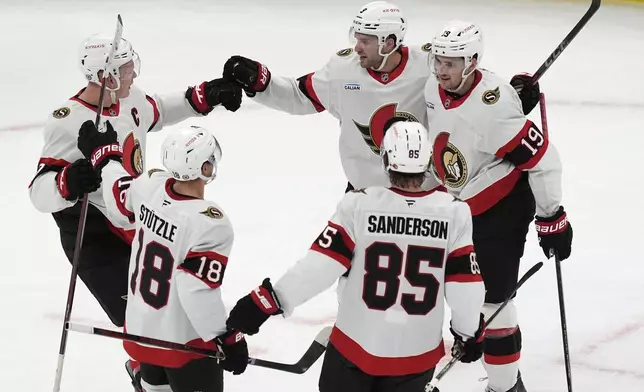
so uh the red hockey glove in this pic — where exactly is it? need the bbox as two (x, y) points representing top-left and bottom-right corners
(56, 159), (102, 200)
(226, 278), (283, 335)
(77, 120), (122, 171)
(510, 73), (540, 115)
(186, 78), (243, 114)
(215, 329), (248, 375)
(535, 206), (573, 261)
(222, 55), (271, 97)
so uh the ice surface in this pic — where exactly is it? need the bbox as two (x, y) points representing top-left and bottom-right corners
(1, 0), (643, 390)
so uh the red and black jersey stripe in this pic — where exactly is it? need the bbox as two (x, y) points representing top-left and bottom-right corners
(28, 157), (70, 188)
(495, 120), (548, 170)
(178, 250), (228, 289)
(296, 73), (325, 113)
(310, 221), (354, 269)
(445, 245), (482, 283)
(145, 95), (160, 132)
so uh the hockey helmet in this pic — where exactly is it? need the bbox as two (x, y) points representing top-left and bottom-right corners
(161, 126), (223, 183)
(380, 121), (432, 174)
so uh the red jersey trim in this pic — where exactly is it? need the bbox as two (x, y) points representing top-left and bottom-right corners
(145, 95), (161, 132)
(298, 73), (325, 113)
(495, 120), (549, 170)
(464, 169), (522, 216)
(29, 157), (71, 188)
(329, 326), (445, 376)
(185, 250), (229, 264)
(70, 89), (120, 117)
(123, 334), (218, 368)
(367, 46), (409, 85)
(438, 70), (483, 110)
(310, 221), (355, 269)
(104, 217), (135, 245)
(448, 245), (474, 259)
(445, 274), (483, 283)
(388, 188), (437, 198)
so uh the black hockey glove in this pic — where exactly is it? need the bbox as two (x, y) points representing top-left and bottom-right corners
(535, 206), (573, 261)
(222, 55), (271, 97)
(226, 278), (283, 335)
(215, 329), (248, 375)
(450, 313), (485, 363)
(77, 120), (122, 171)
(186, 78), (243, 114)
(510, 73), (540, 115)
(55, 159), (102, 201)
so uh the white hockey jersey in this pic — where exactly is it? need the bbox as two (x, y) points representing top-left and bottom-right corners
(274, 187), (485, 376)
(28, 85), (200, 240)
(253, 45), (435, 189)
(100, 161), (232, 368)
(424, 69), (562, 217)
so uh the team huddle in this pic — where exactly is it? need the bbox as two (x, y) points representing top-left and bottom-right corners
(29, 2), (573, 392)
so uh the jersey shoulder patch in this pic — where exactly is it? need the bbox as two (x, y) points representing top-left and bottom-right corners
(52, 107), (71, 119)
(482, 86), (500, 105)
(200, 206), (224, 220)
(348, 187), (367, 194)
(147, 168), (166, 177)
(421, 43), (432, 52)
(336, 48), (353, 57)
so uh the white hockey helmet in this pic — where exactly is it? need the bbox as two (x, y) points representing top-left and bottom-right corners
(349, 1), (407, 70)
(79, 33), (140, 91)
(380, 121), (432, 174)
(161, 126), (223, 183)
(431, 21), (483, 89)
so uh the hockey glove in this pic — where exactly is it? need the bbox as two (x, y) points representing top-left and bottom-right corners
(535, 206), (573, 261)
(450, 313), (485, 363)
(215, 329), (248, 375)
(186, 78), (243, 114)
(226, 278), (283, 335)
(222, 55), (271, 97)
(55, 159), (102, 200)
(510, 73), (540, 115)
(77, 120), (122, 171)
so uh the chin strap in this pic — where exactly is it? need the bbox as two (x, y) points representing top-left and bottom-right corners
(371, 44), (400, 72)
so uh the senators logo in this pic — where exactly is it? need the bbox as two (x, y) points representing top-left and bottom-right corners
(122, 132), (143, 177)
(353, 103), (419, 155)
(431, 132), (468, 188)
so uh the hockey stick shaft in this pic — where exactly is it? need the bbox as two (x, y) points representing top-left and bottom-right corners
(553, 250), (573, 392)
(425, 261), (544, 392)
(540, 93), (573, 391)
(530, 0), (600, 86)
(66, 322), (328, 374)
(52, 15), (123, 392)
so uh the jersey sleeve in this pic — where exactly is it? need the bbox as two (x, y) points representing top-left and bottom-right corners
(28, 113), (85, 213)
(444, 201), (485, 339)
(134, 86), (199, 133)
(481, 84), (562, 217)
(175, 214), (234, 341)
(273, 192), (358, 316)
(252, 55), (336, 117)
(100, 160), (137, 227)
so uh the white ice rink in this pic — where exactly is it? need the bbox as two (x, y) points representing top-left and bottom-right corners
(1, 0), (643, 390)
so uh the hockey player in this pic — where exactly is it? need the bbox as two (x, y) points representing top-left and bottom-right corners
(28, 33), (242, 389)
(222, 1), (435, 192)
(76, 121), (248, 392)
(226, 122), (487, 392)
(221, 1), (541, 193)
(424, 21), (574, 392)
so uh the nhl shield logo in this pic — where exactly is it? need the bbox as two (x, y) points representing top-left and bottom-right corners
(381, 73), (389, 83)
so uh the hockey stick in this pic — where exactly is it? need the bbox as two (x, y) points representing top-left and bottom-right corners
(539, 92), (574, 392)
(65, 322), (332, 374)
(529, 0), (600, 86)
(52, 15), (123, 392)
(425, 261), (544, 392)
